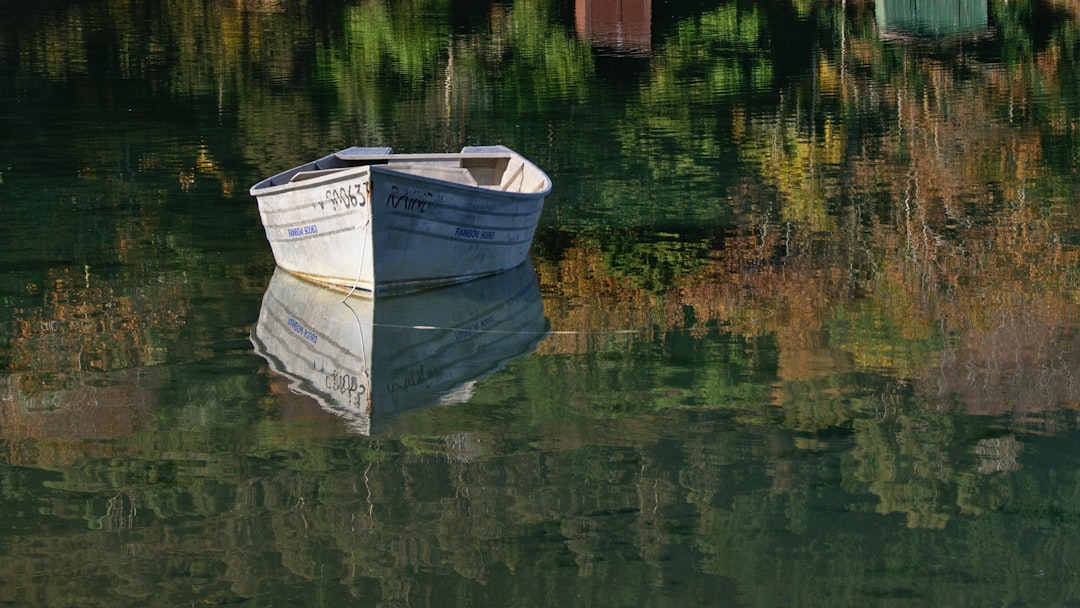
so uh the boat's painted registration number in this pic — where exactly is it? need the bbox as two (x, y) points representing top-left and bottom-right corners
(455, 227), (495, 241)
(287, 224), (319, 237)
(317, 183), (365, 211)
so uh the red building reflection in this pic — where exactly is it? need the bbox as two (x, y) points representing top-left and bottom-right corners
(576, 0), (652, 56)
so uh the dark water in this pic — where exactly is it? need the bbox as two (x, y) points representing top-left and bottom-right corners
(3, 0), (1080, 605)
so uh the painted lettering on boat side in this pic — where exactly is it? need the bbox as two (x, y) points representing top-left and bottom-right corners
(454, 227), (495, 241)
(315, 183), (365, 211)
(387, 365), (429, 394)
(286, 317), (318, 344)
(323, 368), (367, 406)
(386, 186), (432, 213)
(288, 224), (319, 238)
(453, 313), (496, 340)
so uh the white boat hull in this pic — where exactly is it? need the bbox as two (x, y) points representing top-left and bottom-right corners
(250, 146), (550, 293)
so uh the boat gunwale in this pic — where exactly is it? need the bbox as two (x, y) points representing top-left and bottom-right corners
(286, 265), (513, 295)
(250, 149), (552, 198)
(251, 165), (371, 196)
(369, 163), (551, 200)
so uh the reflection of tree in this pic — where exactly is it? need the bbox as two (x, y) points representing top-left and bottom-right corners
(0, 132), (267, 471)
(5, 0), (1080, 598)
(849, 408), (960, 529)
(3, 386), (1080, 605)
(524, 0), (1080, 530)
(1, 0), (595, 181)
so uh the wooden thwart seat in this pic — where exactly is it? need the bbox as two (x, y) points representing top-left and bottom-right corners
(380, 164), (479, 187)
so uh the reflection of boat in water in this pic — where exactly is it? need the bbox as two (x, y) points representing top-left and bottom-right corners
(250, 262), (549, 434)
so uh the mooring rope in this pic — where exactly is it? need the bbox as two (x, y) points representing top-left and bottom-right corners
(342, 214), (372, 301)
(365, 322), (646, 336)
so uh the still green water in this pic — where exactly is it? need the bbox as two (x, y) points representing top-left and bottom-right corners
(3, 0), (1080, 605)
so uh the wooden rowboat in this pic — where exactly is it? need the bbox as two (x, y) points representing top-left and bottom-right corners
(250, 261), (549, 435)
(249, 145), (551, 293)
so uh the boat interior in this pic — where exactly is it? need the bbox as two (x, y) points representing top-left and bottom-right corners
(279, 146), (548, 193)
